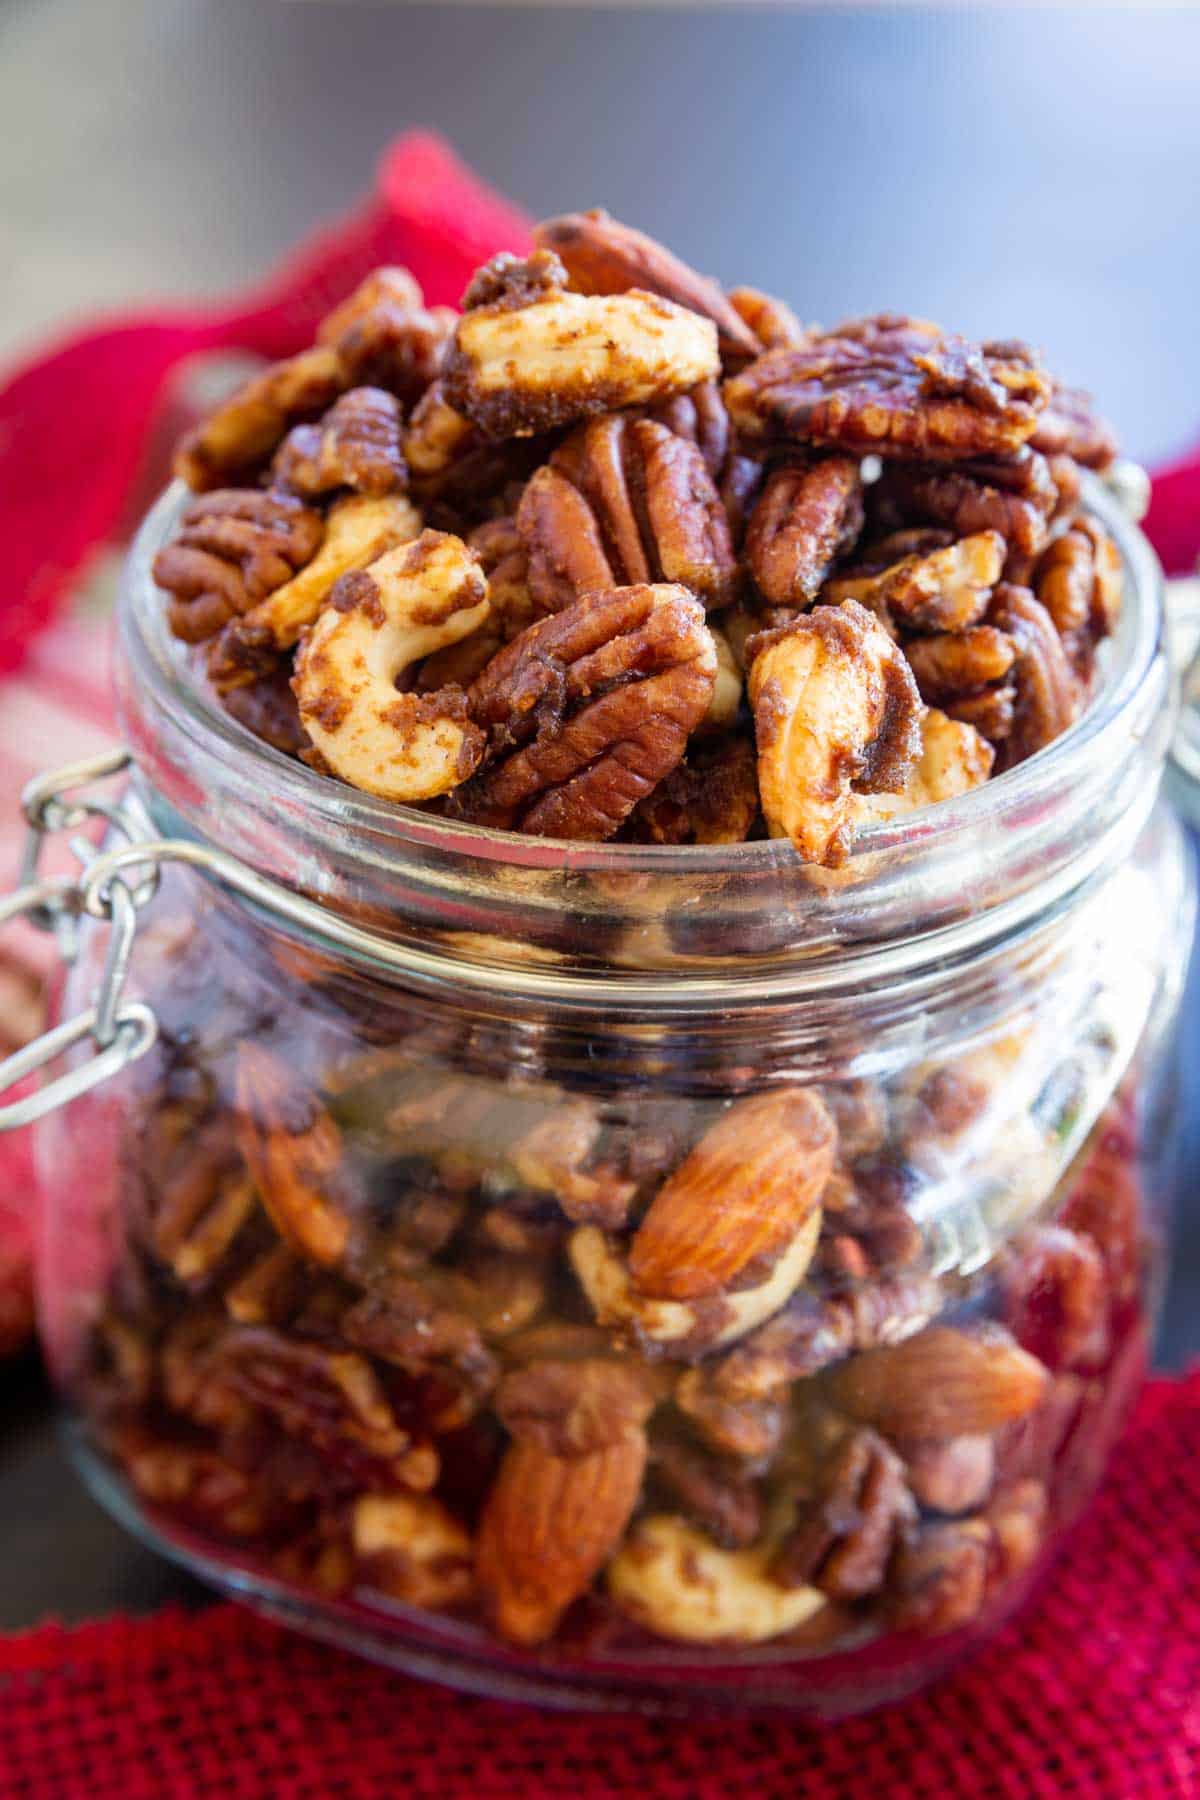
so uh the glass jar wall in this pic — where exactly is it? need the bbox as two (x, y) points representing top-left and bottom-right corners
(32, 481), (1195, 1713)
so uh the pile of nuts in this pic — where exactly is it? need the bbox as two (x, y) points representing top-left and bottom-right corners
(152, 211), (1121, 864)
(91, 214), (1150, 1673)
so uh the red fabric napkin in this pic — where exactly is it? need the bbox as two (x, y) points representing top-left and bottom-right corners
(1, 1369), (1197, 1797)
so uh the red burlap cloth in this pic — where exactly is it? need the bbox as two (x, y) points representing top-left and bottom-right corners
(0, 1370), (1195, 1797)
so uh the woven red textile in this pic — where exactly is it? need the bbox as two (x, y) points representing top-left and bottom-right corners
(0, 1372), (1195, 1798)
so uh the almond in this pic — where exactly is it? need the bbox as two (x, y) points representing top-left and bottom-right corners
(534, 209), (760, 362)
(826, 1325), (1048, 1441)
(475, 1431), (646, 1645)
(628, 1087), (836, 1302)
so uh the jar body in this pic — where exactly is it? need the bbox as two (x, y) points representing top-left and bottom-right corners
(35, 793), (1193, 1713)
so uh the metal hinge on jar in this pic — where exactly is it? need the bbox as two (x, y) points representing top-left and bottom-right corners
(0, 748), (159, 1126)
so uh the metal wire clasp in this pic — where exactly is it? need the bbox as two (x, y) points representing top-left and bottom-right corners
(0, 748), (160, 1128)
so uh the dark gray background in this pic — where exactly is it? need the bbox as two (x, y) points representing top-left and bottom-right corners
(1, 0), (1197, 1628)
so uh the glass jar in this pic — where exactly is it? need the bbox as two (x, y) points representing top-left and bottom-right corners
(19, 476), (1194, 1714)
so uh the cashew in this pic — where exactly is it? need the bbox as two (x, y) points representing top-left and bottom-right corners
(851, 708), (993, 829)
(293, 529), (490, 802)
(446, 289), (720, 436)
(607, 1515), (826, 1644)
(569, 1208), (821, 1355)
(698, 626), (744, 733)
(749, 599), (923, 865)
(241, 493), (422, 650)
(352, 1492), (474, 1611)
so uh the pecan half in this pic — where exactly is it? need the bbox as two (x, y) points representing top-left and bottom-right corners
(444, 253), (720, 437)
(519, 415), (737, 612)
(175, 346), (348, 491)
(292, 529), (489, 802)
(990, 582), (1082, 767)
(1033, 519), (1122, 684)
(826, 1324), (1047, 1440)
(726, 327), (1048, 461)
(629, 1088), (836, 1302)
(903, 626), (1017, 706)
(495, 1356), (661, 1457)
(623, 730), (760, 845)
(451, 583), (718, 839)
(745, 457), (864, 606)
(824, 529), (1005, 633)
(874, 450), (1056, 561)
(1029, 382), (1118, 470)
(233, 1046), (352, 1268)
(218, 665), (310, 756)
(650, 1435), (764, 1548)
(749, 599), (924, 864)
(476, 1430), (646, 1644)
(153, 489), (324, 645)
(271, 387), (406, 498)
(772, 1428), (916, 1600)
(1000, 1224), (1111, 1372)
(318, 267), (455, 409)
(212, 1324), (434, 1490)
(534, 209), (759, 362)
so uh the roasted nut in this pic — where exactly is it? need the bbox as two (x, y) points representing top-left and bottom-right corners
(318, 267), (455, 409)
(888, 1517), (991, 1634)
(1033, 520), (1122, 684)
(234, 1046), (351, 1268)
(772, 1428), (916, 1600)
(727, 286), (809, 353)
(607, 1514), (826, 1643)
(150, 1150), (257, 1285)
(175, 346), (348, 491)
(495, 1356), (661, 1456)
(749, 599), (924, 864)
(218, 666), (311, 755)
(292, 529), (489, 803)
(571, 1209), (824, 1358)
(1001, 1224), (1110, 1371)
(903, 1434), (996, 1515)
(519, 414), (737, 612)
(990, 582), (1082, 767)
(116, 1428), (288, 1537)
(352, 1492), (475, 1610)
(403, 379), (552, 522)
(534, 209), (760, 362)
(873, 451), (1056, 562)
(650, 1435), (764, 1548)
(624, 730), (759, 845)
(903, 626), (1017, 706)
(824, 530), (1005, 632)
(377, 1073), (635, 1228)
(271, 387), (406, 498)
(629, 1088), (836, 1301)
(850, 707), (994, 829)
(476, 1431), (646, 1645)
(450, 583), (718, 840)
(219, 492), (423, 660)
(416, 517), (537, 690)
(673, 1366), (785, 1462)
(1029, 382), (1118, 470)
(745, 457), (864, 606)
(826, 1325), (1048, 1440)
(444, 253), (720, 437)
(726, 327), (1049, 460)
(214, 1325), (435, 1488)
(153, 490), (325, 644)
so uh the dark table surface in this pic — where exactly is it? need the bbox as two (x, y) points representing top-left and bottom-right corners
(1, 0), (1199, 1631)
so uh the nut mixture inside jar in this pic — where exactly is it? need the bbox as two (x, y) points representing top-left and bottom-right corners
(76, 208), (1168, 1679)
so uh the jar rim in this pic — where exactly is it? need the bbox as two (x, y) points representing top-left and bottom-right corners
(117, 477), (1172, 1006)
